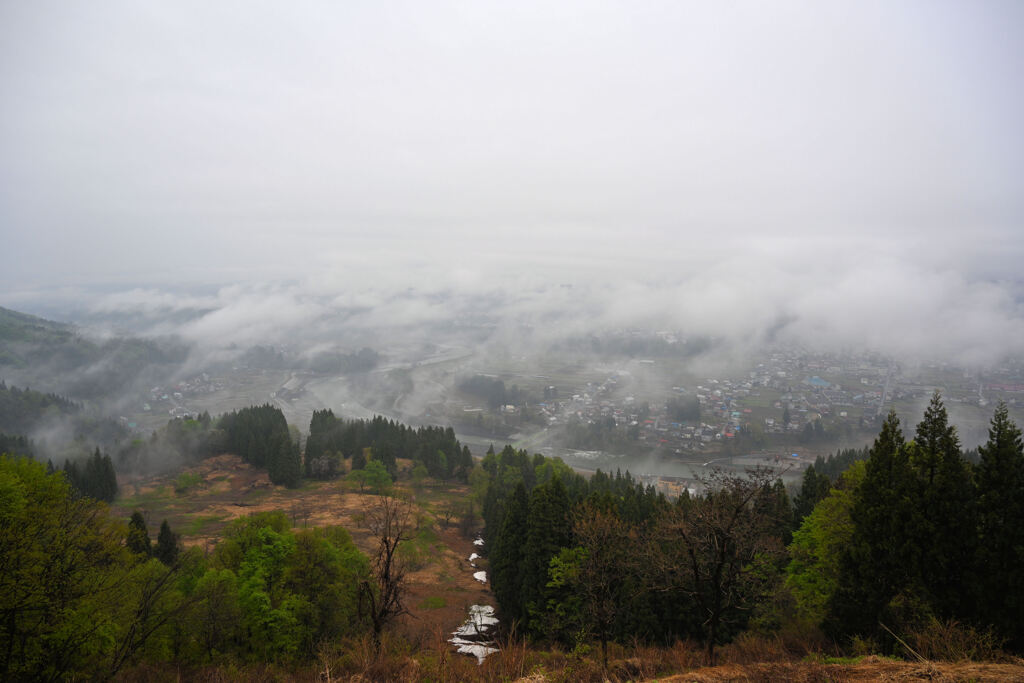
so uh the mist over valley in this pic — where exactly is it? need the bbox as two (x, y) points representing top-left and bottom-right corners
(3, 2), (1024, 679)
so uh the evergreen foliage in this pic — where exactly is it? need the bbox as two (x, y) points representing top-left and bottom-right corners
(786, 461), (866, 625)
(975, 402), (1024, 648)
(306, 413), (472, 482)
(0, 381), (129, 456)
(910, 392), (976, 619)
(489, 482), (529, 624)
(127, 510), (152, 556)
(0, 380), (80, 434)
(0, 432), (34, 458)
(792, 464), (832, 525)
(63, 447), (118, 501)
(116, 412), (223, 474)
(813, 446), (870, 481)
(458, 374), (523, 410)
(4, 396), (1024, 677)
(521, 476), (572, 630)
(220, 405), (300, 487)
(155, 519), (180, 566)
(828, 411), (919, 638)
(827, 396), (985, 648)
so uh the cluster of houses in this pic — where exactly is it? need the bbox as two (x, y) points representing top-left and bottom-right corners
(528, 350), (907, 453)
(144, 373), (223, 417)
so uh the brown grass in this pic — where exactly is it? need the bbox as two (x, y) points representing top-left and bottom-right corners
(119, 646), (1024, 683)
(113, 458), (1024, 683)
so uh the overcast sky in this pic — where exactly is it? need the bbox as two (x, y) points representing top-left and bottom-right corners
(2, 1), (1023, 361)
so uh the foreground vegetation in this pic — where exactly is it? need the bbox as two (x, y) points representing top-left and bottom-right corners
(481, 393), (1024, 669)
(2, 392), (1023, 680)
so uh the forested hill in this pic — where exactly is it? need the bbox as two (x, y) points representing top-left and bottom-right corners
(0, 381), (129, 458)
(0, 305), (75, 363)
(0, 305), (188, 400)
(0, 381), (80, 434)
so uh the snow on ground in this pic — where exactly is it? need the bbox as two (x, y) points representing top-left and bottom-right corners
(449, 605), (499, 664)
(473, 570), (487, 583)
(452, 605), (499, 635)
(450, 639), (499, 664)
(468, 552), (479, 567)
(473, 537), (484, 547)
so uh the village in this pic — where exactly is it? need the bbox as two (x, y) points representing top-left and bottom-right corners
(470, 345), (1024, 498)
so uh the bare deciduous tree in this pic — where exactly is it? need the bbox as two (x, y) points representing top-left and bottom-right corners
(437, 499), (460, 529)
(359, 494), (418, 649)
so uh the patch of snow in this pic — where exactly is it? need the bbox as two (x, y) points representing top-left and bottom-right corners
(473, 570), (487, 584)
(449, 605), (499, 664)
(452, 605), (499, 635)
(450, 638), (499, 664)
(468, 552), (479, 562)
(473, 537), (484, 547)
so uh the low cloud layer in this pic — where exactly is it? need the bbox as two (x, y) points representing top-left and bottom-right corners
(6, 247), (1018, 370)
(1, 2), (1022, 366)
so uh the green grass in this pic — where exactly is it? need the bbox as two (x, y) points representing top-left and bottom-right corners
(417, 596), (446, 610)
(174, 472), (203, 494)
(118, 485), (174, 508)
(398, 522), (442, 571)
(184, 514), (227, 536)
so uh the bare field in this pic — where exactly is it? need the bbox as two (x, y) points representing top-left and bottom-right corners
(114, 456), (491, 638)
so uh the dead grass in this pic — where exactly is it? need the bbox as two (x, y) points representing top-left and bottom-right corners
(113, 459), (1024, 683)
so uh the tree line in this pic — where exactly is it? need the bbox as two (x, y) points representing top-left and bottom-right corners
(305, 411), (473, 483)
(481, 393), (1024, 663)
(220, 404), (302, 487)
(458, 374), (524, 410)
(481, 444), (787, 665)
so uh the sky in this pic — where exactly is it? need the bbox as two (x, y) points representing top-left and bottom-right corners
(2, 1), (1023, 363)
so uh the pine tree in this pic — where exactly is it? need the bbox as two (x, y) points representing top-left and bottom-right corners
(267, 431), (301, 487)
(154, 519), (179, 565)
(828, 411), (921, 638)
(126, 511), (151, 556)
(756, 478), (794, 546)
(911, 392), (975, 619)
(490, 483), (529, 624)
(793, 464), (831, 525)
(351, 447), (368, 471)
(521, 477), (571, 633)
(975, 402), (1024, 646)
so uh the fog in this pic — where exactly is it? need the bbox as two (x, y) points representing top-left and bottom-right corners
(11, 255), (1023, 370)
(2, 1), (1024, 413)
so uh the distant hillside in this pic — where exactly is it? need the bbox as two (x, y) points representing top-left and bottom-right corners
(0, 381), (128, 457)
(0, 305), (188, 400)
(0, 381), (80, 435)
(0, 306), (76, 366)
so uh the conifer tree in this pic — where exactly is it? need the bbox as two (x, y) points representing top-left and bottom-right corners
(911, 392), (975, 619)
(828, 411), (920, 638)
(154, 519), (179, 566)
(975, 402), (1024, 646)
(521, 476), (571, 632)
(489, 483), (529, 624)
(126, 511), (151, 556)
(793, 464), (831, 525)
